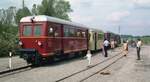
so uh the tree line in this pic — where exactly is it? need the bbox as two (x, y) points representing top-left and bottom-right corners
(0, 0), (72, 57)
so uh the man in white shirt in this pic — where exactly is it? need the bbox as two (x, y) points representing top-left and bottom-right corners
(136, 39), (142, 60)
(103, 39), (110, 57)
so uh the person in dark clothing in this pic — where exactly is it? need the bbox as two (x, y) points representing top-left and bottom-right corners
(136, 39), (142, 60)
(103, 39), (110, 57)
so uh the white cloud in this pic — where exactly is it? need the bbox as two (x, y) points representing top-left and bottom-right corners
(128, 20), (150, 28)
(1, 0), (150, 36)
(129, 20), (145, 27)
(106, 11), (130, 22)
(133, 0), (150, 4)
(132, 0), (150, 8)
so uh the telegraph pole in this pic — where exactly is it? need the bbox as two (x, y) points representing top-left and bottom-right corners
(22, 0), (25, 8)
(118, 26), (120, 36)
(118, 25), (122, 43)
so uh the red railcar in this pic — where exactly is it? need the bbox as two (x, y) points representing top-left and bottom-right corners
(19, 15), (88, 65)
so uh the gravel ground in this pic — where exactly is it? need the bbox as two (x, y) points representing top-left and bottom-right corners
(85, 46), (150, 82)
(0, 48), (122, 82)
(1, 46), (149, 82)
(0, 56), (27, 71)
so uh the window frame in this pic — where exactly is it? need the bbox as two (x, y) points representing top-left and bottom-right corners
(48, 23), (61, 37)
(33, 24), (42, 36)
(21, 23), (43, 37)
(22, 25), (32, 36)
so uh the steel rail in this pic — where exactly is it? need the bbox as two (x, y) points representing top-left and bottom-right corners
(55, 51), (123, 82)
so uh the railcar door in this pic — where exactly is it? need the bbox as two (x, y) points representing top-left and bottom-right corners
(47, 23), (62, 56)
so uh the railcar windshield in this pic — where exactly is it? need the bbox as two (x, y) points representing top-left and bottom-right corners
(22, 24), (42, 36)
(34, 25), (42, 36)
(23, 25), (32, 36)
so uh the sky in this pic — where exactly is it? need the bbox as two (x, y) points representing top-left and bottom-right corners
(1, 0), (150, 36)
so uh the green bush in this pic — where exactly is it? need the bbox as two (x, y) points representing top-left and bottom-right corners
(0, 24), (18, 57)
(141, 36), (150, 45)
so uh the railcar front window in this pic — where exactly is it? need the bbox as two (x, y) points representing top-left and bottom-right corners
(34, 25), (41, 36)
(23, 25), (32, 36)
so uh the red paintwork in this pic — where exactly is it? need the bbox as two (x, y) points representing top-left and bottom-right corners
(63, 37), (88, 53)
(19, 21), (88, 58)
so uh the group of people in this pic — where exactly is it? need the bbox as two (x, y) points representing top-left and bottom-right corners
(85, 38), (142, 67)
(122, 39), (142, 60)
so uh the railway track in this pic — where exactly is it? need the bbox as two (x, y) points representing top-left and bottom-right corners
(0, 64), (32, 78)
(0, 48), (124, 80)
(55, 51), (124, 82)
(79, 53), (124, 82)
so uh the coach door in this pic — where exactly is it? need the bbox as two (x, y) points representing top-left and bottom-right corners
(47, 23), (62, 55)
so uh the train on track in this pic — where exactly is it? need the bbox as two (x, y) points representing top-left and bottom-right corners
(18, 15), (120, 65)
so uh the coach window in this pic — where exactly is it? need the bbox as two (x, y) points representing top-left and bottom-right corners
(77, 31), (81, 37)
(98, 33), (103, 40)
(64, 26), (69, 37)
(48, 27), (54, 37)
(34, 25), (41, 36)
(23, 25), (32, 36)
(69, 28), (75, 37)
(76, 29), (81, 37)
(82, 32), (86, 38)
(54, 27), (60, 37)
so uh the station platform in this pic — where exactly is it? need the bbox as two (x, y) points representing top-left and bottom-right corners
(0, 46), (149, 82)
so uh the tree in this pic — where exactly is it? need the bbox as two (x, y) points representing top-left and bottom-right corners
(32, 4), (38, 15)
(54, 0), (72, 20)
(0, 7), (18, 57)
(6, 7), (17, 25)
(0, 6), (16, 25)
(15, 7), (31, 24)
(37, 0), (72, 20)
(0, 21), (18, 57)
(15, 0), (31, 24)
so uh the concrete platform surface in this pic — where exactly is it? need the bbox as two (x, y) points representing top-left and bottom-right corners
(0, 46), (149, 82)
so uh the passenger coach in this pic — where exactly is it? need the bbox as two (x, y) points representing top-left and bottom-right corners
(104, 32), (121, 47)
(19, 15), (88, 65)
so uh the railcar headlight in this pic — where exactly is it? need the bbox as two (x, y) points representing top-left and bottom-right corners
(38, 41), (42, 46)
(19, 41), (23, 46)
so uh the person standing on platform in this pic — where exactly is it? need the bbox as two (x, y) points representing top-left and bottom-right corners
(126, 40), (129, 51)
(86, 50), (92, 67)
(111, 39), (115, 52)
(136, 39), (142, 60)
(103, 39), (110, 57)
(123, 40), (128, 56)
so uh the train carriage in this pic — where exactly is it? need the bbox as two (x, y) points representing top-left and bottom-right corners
(18, 15), (119, 65)
(88, 29), (104, 52)
(104, 32), (121, 47)
(19, 15), (88, 65)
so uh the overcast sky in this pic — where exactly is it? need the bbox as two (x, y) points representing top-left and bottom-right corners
(1, 0), (150, 36)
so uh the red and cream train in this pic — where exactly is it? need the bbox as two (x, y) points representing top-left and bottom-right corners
(18, 15), (120, 65)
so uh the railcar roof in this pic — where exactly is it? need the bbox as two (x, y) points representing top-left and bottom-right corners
(20, 15), (89, 29)
(89, 28), (103, 32)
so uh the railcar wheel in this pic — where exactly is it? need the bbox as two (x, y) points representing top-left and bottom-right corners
(32, 53), (42, 66)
